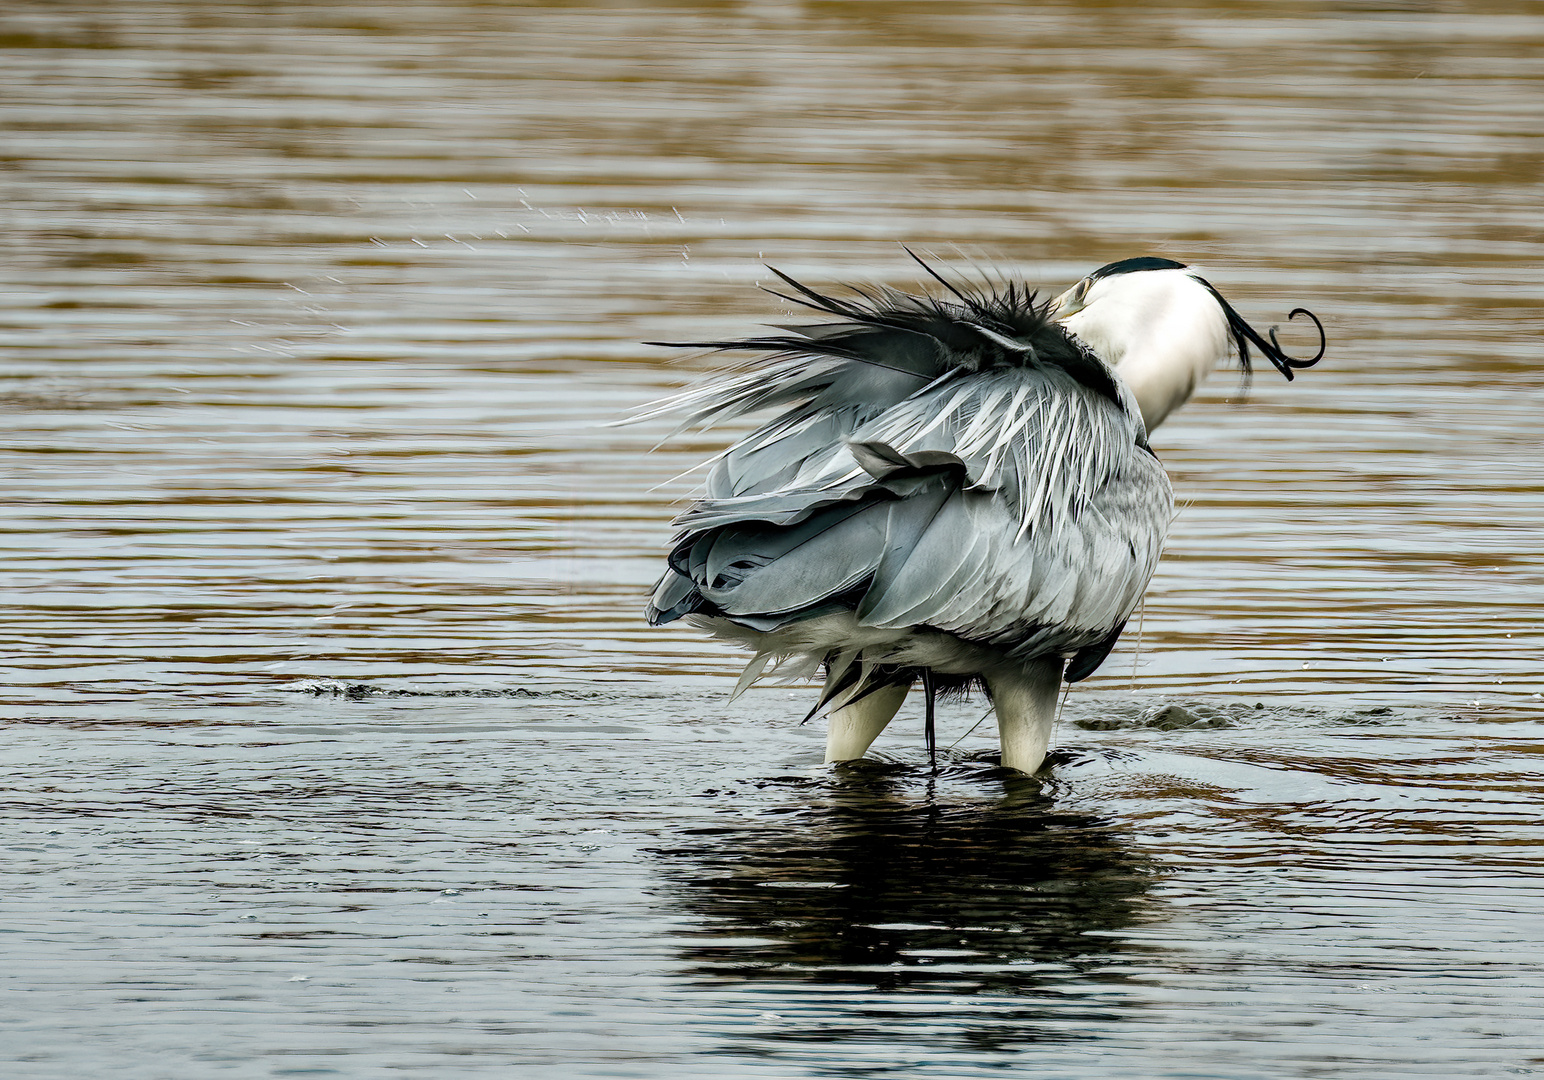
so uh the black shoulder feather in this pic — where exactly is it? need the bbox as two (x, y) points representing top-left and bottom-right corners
(649, 257), (1127, 413)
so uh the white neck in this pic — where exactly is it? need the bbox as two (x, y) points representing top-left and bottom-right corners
(1058, 269), (1232, 432)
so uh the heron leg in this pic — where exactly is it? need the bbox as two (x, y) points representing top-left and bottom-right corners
(985, 657), (1064, 774)
(824, 682), (909, 763)
(923, 668), (937, 769)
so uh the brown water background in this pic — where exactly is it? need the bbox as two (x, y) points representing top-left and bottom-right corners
(2, 3), (1543, 1077)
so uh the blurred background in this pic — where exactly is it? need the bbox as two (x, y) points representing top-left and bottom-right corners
(2, 0), (1540, 712)
(2, 4), (1543, 1078)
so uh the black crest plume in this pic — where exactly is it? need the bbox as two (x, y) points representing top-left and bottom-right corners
(1191, 276), (1326, 382)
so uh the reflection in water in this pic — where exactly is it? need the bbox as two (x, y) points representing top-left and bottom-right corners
(656, 761), (1158, 1050)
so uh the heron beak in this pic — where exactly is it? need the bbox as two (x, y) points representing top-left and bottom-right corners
(1049, 280), (1090, 319)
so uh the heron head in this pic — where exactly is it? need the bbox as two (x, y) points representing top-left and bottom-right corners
(1050, 257), (1325, 431)
(1049, 257), (1190, 321)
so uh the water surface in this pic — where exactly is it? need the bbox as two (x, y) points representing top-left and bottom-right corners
(2, 2), (1542, 1077)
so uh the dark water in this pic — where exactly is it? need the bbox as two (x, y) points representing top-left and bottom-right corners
(2, 2), (1542, 1076)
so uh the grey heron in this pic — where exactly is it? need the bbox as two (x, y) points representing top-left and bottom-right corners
(638, 255), (1324, 773)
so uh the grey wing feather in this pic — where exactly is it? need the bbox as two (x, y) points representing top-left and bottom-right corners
(647, 566), (702, 624)
(690, 500), (888, 617)
(646, 336), (1170, 674)
(712, 409), (859, 498)
(849, 474), (1165, 656)
(857, 485), (990, 626)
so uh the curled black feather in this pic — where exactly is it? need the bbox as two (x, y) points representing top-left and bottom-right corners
(1191, 277), (1326, 382)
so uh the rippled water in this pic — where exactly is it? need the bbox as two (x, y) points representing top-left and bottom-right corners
(2, 2), (1542, 1077)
